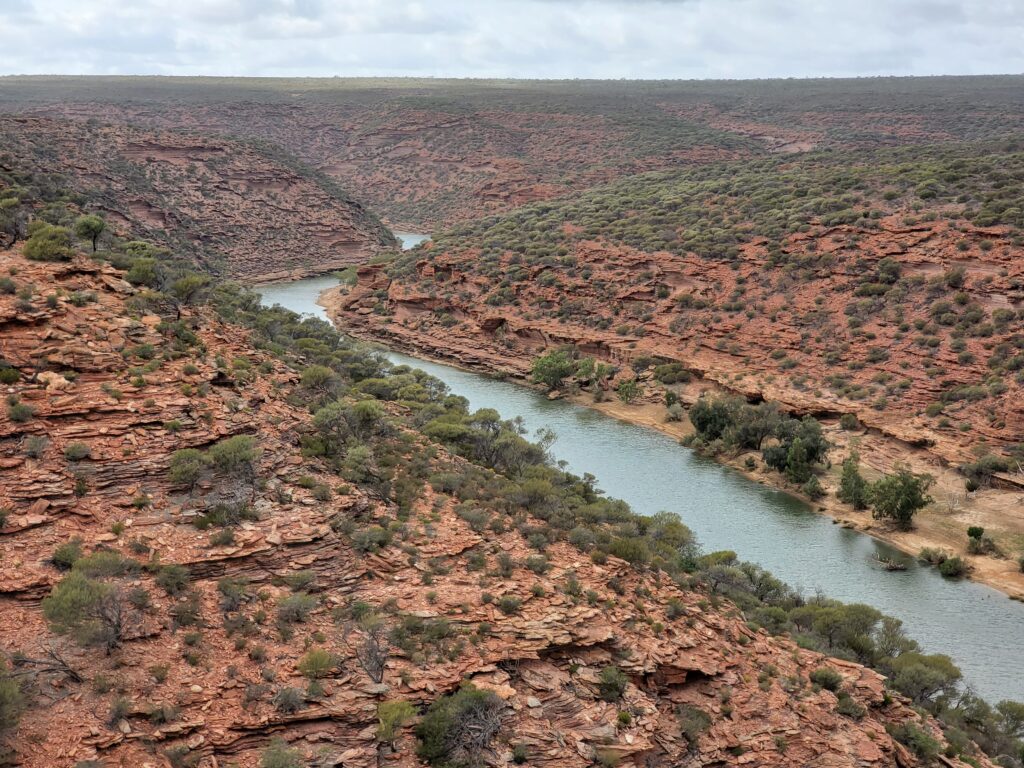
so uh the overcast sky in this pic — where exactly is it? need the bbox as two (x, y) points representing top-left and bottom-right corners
(1, 0), (1022, 79)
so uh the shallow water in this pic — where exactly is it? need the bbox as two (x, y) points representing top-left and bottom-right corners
(257, 231), (1024, 703)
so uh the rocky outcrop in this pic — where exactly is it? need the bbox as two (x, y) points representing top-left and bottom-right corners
(0, 248), (987, 767)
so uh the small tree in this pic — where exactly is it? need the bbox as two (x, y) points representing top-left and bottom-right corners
(208, 435), (259, 476)
(168, 448), (208, 489)
(996, 700), (1024, 739)
(168, 274), (209, 306)
(531, 350), (574, 391)
(74, 215), (105, 252)
(784, 437), (811, 484)
(347, 400), (386, 439)
(355, 614), (390, 684)
(837, 452), (869, 510)
(616, 378), (639, 404)
(888, 652), (961, 704)
(868, 467), (933, 530)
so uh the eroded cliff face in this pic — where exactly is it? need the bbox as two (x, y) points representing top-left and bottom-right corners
(4, 75), (1023, 231)
(0, 250), (982, 768)
(329, 217), (1023, 467)
(324, 212), (1024, 596)
(0, 116), (397, 281)
(9, 101), (749, 231)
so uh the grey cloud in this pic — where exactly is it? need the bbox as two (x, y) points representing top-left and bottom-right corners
(1, 0), (1022, 78)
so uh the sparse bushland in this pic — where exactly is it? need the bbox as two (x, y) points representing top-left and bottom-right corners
(2, 179), (1021, 766)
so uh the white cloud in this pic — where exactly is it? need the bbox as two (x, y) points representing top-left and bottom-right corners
(0, 0), (1022, 78)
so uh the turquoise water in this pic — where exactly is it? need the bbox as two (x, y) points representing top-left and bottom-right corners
(257, 232), (1024, 703)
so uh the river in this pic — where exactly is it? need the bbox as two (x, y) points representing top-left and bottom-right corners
(257, 231), (1024, 704)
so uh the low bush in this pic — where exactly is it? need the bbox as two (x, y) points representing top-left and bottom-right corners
(272, 687), (305, 714)
(261, 739), (303, 768)
(0, 675), (25, 732)
(297, 648), (335, 680)
(52, 538), (84, 570)
(277, 593), (317, 624)
(809, 667), (843, 692)
(597, 666), (629, 701)
(497, 595), (522, 615)
(416, 684), (504, 767)
(155, 564), (190, 596)
(377, 699), (416, 743)
(888, 723), (941, 761)
(938, 556), (967, 578)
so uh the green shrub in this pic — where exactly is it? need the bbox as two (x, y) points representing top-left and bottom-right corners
(531, 350), (575, 391)
(351, 525), (392, 553)
(654, 363), (690, 384)
(261, 739), (303, 768)
(168, 449), (208, 488)
(272, 687), (306, 714)
(678, 704), (711, 743)
(155, 564), (191, 596)
(888, 723), (941, 760)
(297, 648), (335, 680)
(616, 378), (639, 404)
(809, 667), (843, 692)
(52, 537), (84, 570)
(283, 570), (317, 592)
(839, 413), (859, 431)
(416, 684), (504, 767)
(73, 550), (138, 578)
(835, 692), (866, 719)
(208, 528), (235, 547)
(0, 675), (25, 732)
(6, 402), (34, 422)
(837, 453), (869, 510)
(277, 593), (317, 624)
(597, 666), (629, 702)
(43, 571), (128, 651)
(801, 475), (825, 500)
(24, 222), (73, 261)
(888, 653), (962, 704)
(377, 699), (416, 743)
(938, 556), (966, 578)
(208, 435), (259, 474)
(497, 595), (522, 615)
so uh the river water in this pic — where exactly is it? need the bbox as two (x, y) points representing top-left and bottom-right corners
(258, 231), (1023, 703)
